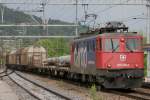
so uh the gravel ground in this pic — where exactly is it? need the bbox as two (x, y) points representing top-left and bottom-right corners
(3, 70), (150, 100)
(0, 68), (37, 100)
(3, 76), (38, 100)
(16, 72), (88, 100)
(17, 72), (134, 100)
(9, 73), (66, 100)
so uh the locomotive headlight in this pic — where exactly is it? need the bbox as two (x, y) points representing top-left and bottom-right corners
(107, 64), (112, 68)
(135, 64), (138, 68)
(120, 38), (125, 42)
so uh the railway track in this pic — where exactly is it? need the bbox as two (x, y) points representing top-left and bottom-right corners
(14, 71), (150, 100)
(0, 69), (14, 78)
(142, 82), (150, 88)
(103, 88), (150, 100)
(7, 71), (72, 100)
(6, 69), (150, 100)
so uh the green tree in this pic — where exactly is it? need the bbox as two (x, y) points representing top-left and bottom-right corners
(36, 38), (70, 57)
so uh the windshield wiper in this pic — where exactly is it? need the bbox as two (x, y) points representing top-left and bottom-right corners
(111, 39), (115, 52)
(111, 39), (119, 52)
(112, 45), (119, 52)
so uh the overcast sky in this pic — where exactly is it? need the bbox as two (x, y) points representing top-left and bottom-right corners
(1, 0), (148, 34)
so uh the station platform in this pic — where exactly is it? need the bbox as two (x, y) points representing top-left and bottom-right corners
(0, 80), (19, 100)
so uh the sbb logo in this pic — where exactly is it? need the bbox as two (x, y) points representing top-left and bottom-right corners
(120, 55), (127, 62)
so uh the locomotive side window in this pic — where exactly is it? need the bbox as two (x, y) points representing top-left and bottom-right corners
(93, 40), (96, 51)
(87, 41), (89, 52)
(91, 40), (95, 51)
(89, 41), (92, 51)
(91, 40), (94, 51)
(76, 43), (79, 52)
(126, 38), (141, 51)
(104, 38), (119, 52)
(87, 40), (94, 52)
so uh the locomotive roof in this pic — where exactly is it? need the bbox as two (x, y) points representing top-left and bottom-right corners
(74, 32), (142, 42)
(99, 32), (140, 37)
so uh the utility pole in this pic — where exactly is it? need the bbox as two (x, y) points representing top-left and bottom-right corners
(146, 0), (150, 77)
(40, 2), (48, 36)
(75, 0), (78, 37)
(41, 2), (46, 25)
(1, 6), (4, 24)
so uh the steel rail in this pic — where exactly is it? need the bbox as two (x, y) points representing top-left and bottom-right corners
(142, 82), (150, 88)
(0, 69), (15, 78)
(16, 70), (149, 100)
(7, 75), (41, 100)
(103, 89), (150, 100)
(13, 71), (71, 100)
(0, 70), (7, 74)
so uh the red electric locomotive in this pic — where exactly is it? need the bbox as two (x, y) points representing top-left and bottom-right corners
(70, 22), (144, 89)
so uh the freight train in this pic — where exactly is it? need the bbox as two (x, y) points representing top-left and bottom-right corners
(6, 22), (144, 89)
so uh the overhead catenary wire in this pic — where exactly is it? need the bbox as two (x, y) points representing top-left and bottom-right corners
(91, 13), (146, 28)
(115, 13), (146, 22)
(0, 0), (147, 37)
(93, 0), (146, 28)
(95, 0), (131, 15)
(0, 3), (147, 6)
(0, 0), (147, 6)
(79, 0), (140, 28)
(0, 36), (77, 38)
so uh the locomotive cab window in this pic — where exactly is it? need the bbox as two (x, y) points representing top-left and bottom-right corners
(126, 38), (142, 52)
(104, 38), (119, 52)
(92, 40), (96, 51)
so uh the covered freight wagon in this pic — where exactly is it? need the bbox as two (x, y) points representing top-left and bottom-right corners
(21, 46), (47, 68)
(6, 46), (47, 69)
(6, 50), (17, 67)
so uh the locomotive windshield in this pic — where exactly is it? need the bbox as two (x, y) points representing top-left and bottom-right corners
(126, 38), (141, 51)
(104, 39), (119, 52)
(103, 38), (142, 52)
